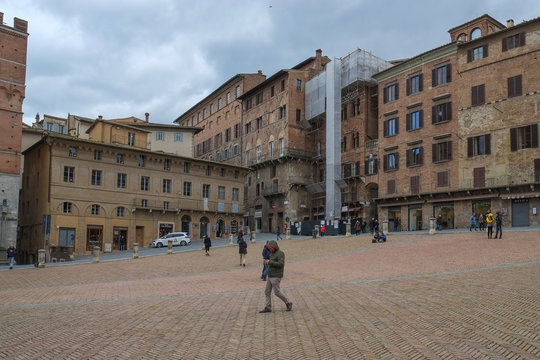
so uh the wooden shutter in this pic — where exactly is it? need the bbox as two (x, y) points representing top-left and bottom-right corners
(432, 105), (437, 124)
(419, 147), (424, 165)
(535, 158), (540, 182)
(468, 137), (474, 157)
(519, 32), (526, 46)
(474, 167), (485, 188)
(508, 77), (515, 98)
(384, 120), (388, 137)
(467, 49), (473, 62)
(419, 110), (424, 128)
(510, 127), (518, 151)
(502, 37), (508, 52)
(395, 153), (399, 170)
(485, 134), (491, 154)
(406, 78), (411, 96)
(472, 86), (478, 106)
(406, 150), (411, 167)
(447, 141), (452, 160)
(432, 143), (437, 162)
(532, 124), (539, 148)
(411, 175), (420, 194)
(419, 74), (423, 91)
(406, 113), (411, 130)
(395, 117), (399, 135)
(432, 68), (436, 87)
(446, 64), (452, 83)
(387, 179), (395, 194)
(447, 102), (452, 121)
(479, 84), (485, 105)
(483, 44), (489, 57)
(395, 84), (399, 100)
(383, 86), (388, 103)
(383, 155), (388, 171)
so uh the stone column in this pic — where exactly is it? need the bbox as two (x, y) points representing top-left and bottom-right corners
(250, 230), (256, 243)
(167, 239), (173, 254)
(286, 227), (291, 240)
(228, 234), (234, 247)
(429, 217), (436, 235)
(315, 225), (320, 238)
(37, 249), (46, 268)
(92, 246), (100, 263)
(382, 220), (389, 235)
(346, 221), (351, 237)
(132, 243), (139, 259)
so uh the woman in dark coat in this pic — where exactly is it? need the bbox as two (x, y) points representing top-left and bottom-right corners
(238, 235), (248, 267)
(203, 235), (211, 256)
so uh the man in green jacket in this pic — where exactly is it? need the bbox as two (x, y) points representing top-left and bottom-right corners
(259, 240), (293, 313)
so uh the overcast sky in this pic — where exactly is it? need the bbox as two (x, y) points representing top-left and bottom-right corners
(3, 0), (539, 126)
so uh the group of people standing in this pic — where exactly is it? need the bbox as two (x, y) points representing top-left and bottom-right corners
(470, 210), (503, 238)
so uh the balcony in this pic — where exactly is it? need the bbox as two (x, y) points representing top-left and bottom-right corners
(133, 198), (240, 214)
(262, 185), (286, 197)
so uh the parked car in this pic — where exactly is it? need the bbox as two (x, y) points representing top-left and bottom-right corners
(152, 232), (191, 247)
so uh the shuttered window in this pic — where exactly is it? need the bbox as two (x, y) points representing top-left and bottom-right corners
(432, 64), (451, 87)
(510, 124), (539, 151)
(432, 141), (452, 162)
(406, 110), (423, 131)
(507, 75), (523, 98)
(387, 179), (396, 194)
(410, 175), (420, 195)
(437, 171), (449, 187)
(473, 167), (485, 188)
(502, 32), (526, 51)
(432, 102), (452, 124)
(467, 134), (491, 157)
(471, 84), (485, 107)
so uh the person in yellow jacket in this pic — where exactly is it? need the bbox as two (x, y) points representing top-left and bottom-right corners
(486, 210), (495, 239)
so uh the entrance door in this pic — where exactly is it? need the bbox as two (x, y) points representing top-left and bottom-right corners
(200, 217), (209, 239)
(113, 227), (128, 250)
(512, 199), (529, 227)
(268, 217), (273, 233)
(388, 208), (401, 232)
(408, 207), (422, 231)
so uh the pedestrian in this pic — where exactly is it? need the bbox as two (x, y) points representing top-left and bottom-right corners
(238, 234), (248, 267)
(486, 210), (494, 238)
(477, 214), (484, 231)
(470, 212), (477, 231)
(203, 234), (212, 256)
(354, 220), (361, 235)
(120, 235), (126, 251)
(320, 225), (326, 237)
(393, 218), (399, 232)
(361, 220), (367, 233)
(259, 240), (293, 313)
(261, 241), (271, 281)
(436, 214), (442, 231)
(276, 226), (282, 241)
(372, 232), (380, 243)
(369, 218), (375, 234)
(374, 219), (379, 232)
(6, 244), (16, 270)
(237, 229), (243, 244)
(495, 211), (503, 239)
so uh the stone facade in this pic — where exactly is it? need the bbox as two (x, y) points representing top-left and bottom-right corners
(0, 13), (28, 260)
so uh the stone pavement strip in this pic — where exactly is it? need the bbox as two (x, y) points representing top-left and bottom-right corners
(0, 231), (539, 359)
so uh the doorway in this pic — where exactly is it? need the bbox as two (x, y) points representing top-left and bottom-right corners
(200, 217), (209, 239)
(512, 199), (529, 226)
(408, 206), (422, 231)
(113, 227), (128, 251)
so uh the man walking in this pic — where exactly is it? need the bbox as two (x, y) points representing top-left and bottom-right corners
(260, 241), (271, 281)
(259, 240), (292, 313)
(495, 211), (503, 239)
(6, 244), (16, 270)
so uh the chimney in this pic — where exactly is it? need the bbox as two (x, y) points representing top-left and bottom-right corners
(14, 17), (28, 33)
(316, 49), (322, 58)
(507, 19), (514, 28)
(0, 12), (4, 25)
(98, 115), (103, 120)
(35, 113), (40, 123)
(257, 70), (263, 75)
(145, 112), (149, 123)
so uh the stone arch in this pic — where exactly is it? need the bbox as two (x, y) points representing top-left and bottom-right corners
(470, 27), (482, 40)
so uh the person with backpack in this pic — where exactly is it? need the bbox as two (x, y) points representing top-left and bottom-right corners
(260, 241), (271, 281)
(203, 235), (211, 256)
(259, 240), (292, 313)
(238, 234), (248, 267)
(6, 244), (16, 270)
(495, 211), (503, 239)
(486, 210), (495, 238)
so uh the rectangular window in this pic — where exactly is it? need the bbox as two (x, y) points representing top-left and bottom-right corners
(365, 158), (378, 175)
(510, 124), (539, 151)
(467, 134), (491, 157)
(437, 171), (449, 187)
(256, 93), (263, 105)
(205, 165), (211, 176)
(432, 141), (453, 162)
(163, 179), (171, 193)
(63, 202), (72, 213)
(141, 199), (148, 208)
(281, 79), (285, 91)
(502, 32), (525, 51)
(279, 105), (287, 119)
(245, 122), (252, 134)
(535, 159), (540, 182)
(383, 83), (399, 103)
(227, 91), (231, 104)
(407, 147), (423, 167)
(383, 152), (399, 171)
(471, 84), (485, 107)
(91, 204), (100, 215)
(387, 179), (396, 194)
(210, 104), (214, 115)
(296, 109), (301, 122)
(296, 79), (302, 91)
(91, 170), (102, 186)
(257, 117), (263, 129)
(234, 123), (240, 138)
(64, 166), (75, 182)
(218, 98), (222, 110)
(256, 145), (261, 162)
(117, 173), (126, 188)
(432, 102), (452, 124)
(162, 159), (170, 171)
(117, 207), (125, 217)
(232, 188), (239, 201)
(138, 155), (145, 167)
(156, 131), (165, 141)
(468, 44), (488, 62)
(116, 153), (125, 164)
(163, 201), (169, 210)
(225, 128), (231, 142)
(128, 133), (135, 146)
(246, 150), (251, 165)
(236, 86), (240, 98)
(94, 150), (102, 161)
(218, 186), (225, 200)
(474, 167), (485, 188)
(507, 75), (523, 98)
(269, 141), (274, 157)
(271, 86), (275, 97)
(406, 110), (423, 131)
(233, 144), (239, 156)
(184, 162), (190, 173)
(141, 176), (150, 191)
(203, 184), (210, 199)
(432, 64), (451, 87)
(410, 175), (420, 195)
(406, 74), (423, 95)
(279, 138), (284, 156)
(69, 146), (78, 157)
(183, 182), (191, 196)
(384, 117), (399, 137)
(174, 133), (183, 142)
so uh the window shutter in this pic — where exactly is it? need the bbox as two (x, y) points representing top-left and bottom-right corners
(448, 141), (452, 160)
(406, 113), (411, 131)
(384, 120), (388, 137)
(486, 134), (491, 154)
(419, 147), (424, 165)
(468, 137), (473, 157)
(510, 128), (518, 151)
(395, 153), (399, 170)
(432, 68), (436, 87)
(419, 110), (424, 128)
(519, 32), (526, 46)
(406, 78), (411, 96)
(432, 105), (436, 124)
(502, 37), (508, 52)
(395, 84), (399, 100)
(432, 143), (437, 162)
(467, 49), (473, 62)
(447, 102), (452, 121)
(508, 77), (515, 98)
(419, 74), (423, 92)
(383, 86), (388, 103)
(383, 155), (388, 171)
(472, 87), (478, 106)
(516, 75), (523, 96)
(395, 117), (399, 134)
(479, 84), (485, 105)
(532, 124), (539, 148)
(406, 150), (411, 167)
(484, 44), (489, 57)
(446, 64), (452, 83)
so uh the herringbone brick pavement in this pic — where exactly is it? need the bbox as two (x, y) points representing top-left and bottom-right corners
(1, 231), (539, 359)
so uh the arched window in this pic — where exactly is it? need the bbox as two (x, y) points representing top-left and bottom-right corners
(471, 28), (482, 40)
(457, 33), (468, 41)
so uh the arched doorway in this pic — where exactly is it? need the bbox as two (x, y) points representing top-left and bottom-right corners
(200, 217), (209, 239)
(181, 215), (191, 234)
(216, 218), (225, 237)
